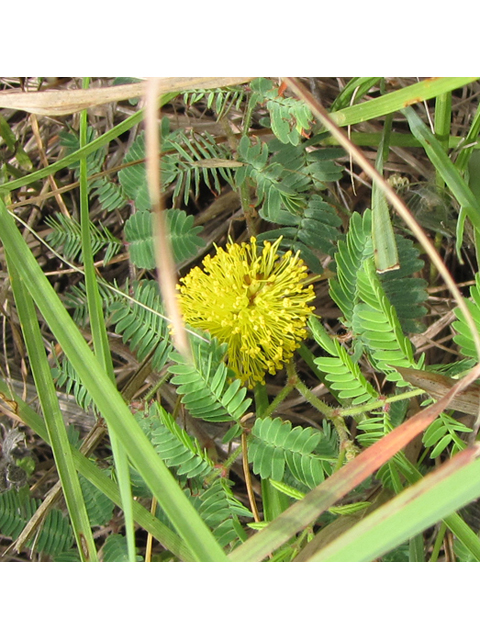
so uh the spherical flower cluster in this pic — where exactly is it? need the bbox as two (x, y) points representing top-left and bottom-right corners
(178, 236), (315, 388)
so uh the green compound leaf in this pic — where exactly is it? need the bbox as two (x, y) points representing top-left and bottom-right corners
(108, 280), (173, 372)
(46, 212), (122, 266)
(162, 129), (237, 205)
(236, 134), (343, 273)
(423, 413), (471, 459)
(154, 478), (251, 550)
(194, 478), (251, 548)
(143, 403), (214, 481)
(169, 337), (252, 423)
(352, 259), (419, 384)
(102, 533), (143, 562)
(453, 272), (480, 359)
(63, 279), (120, 328)
(248, 417), (332, 489)
(330, 210), (427, 333)
(327, 210), (427, 386)
(309, 316), (378, 406)
(129, 403), (210, 499)
(0, 489), (73, 557)
(379, 235), (427, 334)
(118, 131), (152, 210)
(124, 209), (206, 269)
(268, 136), (344, 189)
(249, 78), (314, 146)
(52, 356), (96, 413)
(54, 549), (81, 562)
(59, 126), (104, 170)
(119, 125), (236, 210)
(134, 404), (252, 549)
(330, 210), (374, 323)
(59, 126), (127, 213)
(182, 86), (247, 119)
(258, 194), (342, 274)
(236, 136), (300, 218)
(79, 475), (115, 527)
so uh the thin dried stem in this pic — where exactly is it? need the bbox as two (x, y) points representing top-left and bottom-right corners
(242, 431), (261, 522)
(29, 114), (71, 219)
(144, 78), (191, 360)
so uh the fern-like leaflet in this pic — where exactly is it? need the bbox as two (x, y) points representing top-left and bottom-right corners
(0, 489), (73, 557)
(352, 258), (421, 383)
(378, 235), (427, 334)
(118, 130), (152, 210)
(52, 356), (96, 413)
(356, 413), (414, 493)
(134, 403), (251, 548)
(59, 126), (127, 212)
(193, 478), (251, 548)
(146, 404), (214, 481)
(308, 316), (378, 405)
(329, 209), (374, 325)
(46, 212), (122, 265)
(248, 78), (314, 146)
(423, 413), (472, 458)
(124, 208), (206, 269)
(452, 271), (480, 359)
(330, 209), (427, 333)
(163, 128), (237, 204)
(182, 86), (247, 119)
(327, 209), (427, 385)
(258, 194), (342, 274)
(57, 280), (173, 411)
(169, 335), (251, 424)
(119, 125), (236, 209)
(267, 135), (344, 192)
(63, 279), (120, 327)
(108, 280), (173, 372)
(79, 474), (115, 527)
(248, 417), (337, 489)
(236, 135), (305, 219)
(102, 534), (143, 562)
(235, 133), (343, 272)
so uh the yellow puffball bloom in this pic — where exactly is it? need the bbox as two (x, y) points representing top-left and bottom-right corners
(178, 237), (315, 388)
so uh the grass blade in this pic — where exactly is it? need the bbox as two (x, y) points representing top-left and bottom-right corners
(372, 113), (399, 272)
(79, 78), (136, 562)
(0, 198), (228, 562)
(404, 105), (480, 235)
(332, 78), (478, 127)
(310, 446), (480, 562)
(7, 259), (98, 561)
(0, 377), (196, 561)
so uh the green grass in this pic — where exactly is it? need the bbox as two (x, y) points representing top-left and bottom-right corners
(2, 77), (480, 562)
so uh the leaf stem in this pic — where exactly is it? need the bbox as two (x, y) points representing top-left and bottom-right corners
(262, 381), (295, 418)
(242, 431), (261, 522)
(337, 388), (425, 418)
(286, 361), (357, 460)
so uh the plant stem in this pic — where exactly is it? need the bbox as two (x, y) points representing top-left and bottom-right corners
(337, 388), (425, 418)
(262, 381), (295, 418)
(429, 522), (447, 562)
(287, 361), (356, 460)
(242, 431), (260, 522)
(253, 384), (270, 417)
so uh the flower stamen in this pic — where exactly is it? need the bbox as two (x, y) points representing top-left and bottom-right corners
(178, 237), (315, 388)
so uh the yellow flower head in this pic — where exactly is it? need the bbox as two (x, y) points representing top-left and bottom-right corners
(178, 237), (315, 388)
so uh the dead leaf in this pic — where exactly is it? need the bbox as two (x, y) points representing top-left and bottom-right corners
(0, 78), (254, 116)
(395, 366), (480, 416)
